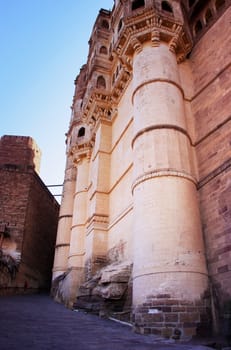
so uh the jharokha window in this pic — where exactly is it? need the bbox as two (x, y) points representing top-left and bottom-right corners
(96, 75), (106, 89)
(118, 19), (123, 32)
(101, 19), (109, 29)
(162, 1), (173, 13)
(78, 127), (85, 137)
(205, 8), (213, 24)
(194, 19), (203, 34)
(99, 46), (108, 54)
(132, 0), (145, 11)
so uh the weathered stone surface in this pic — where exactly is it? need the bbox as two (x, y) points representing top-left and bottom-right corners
(0, 135), (59, 294)
(100, 263), (132, 284)
(52, 0), (231, 340)
(74, 262), (132, 317)
(94, 282), (128, 300)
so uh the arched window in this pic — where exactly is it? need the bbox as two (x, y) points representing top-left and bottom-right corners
(96, 76), (106, 89)
(99, 46), (108, 54)
(132, 0), (145, 11)
(215, 0), (225, 11)
(189, 0), (196, 7)
(118, 19), (123, 32)
(162, 1), (173, 13)
(101, 19), (109, 29)
(205, 8), (213, 24)
(78, 127), (85, 137)
(194, 19), (203, 34)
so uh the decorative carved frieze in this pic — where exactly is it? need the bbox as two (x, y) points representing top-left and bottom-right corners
(111, 67), (132, 102)
(70, 4), (192, 136)
(114, 8), (192, 62)
(151, 29), (160, 47)
(132, 168), (198, 194)
(87, 213), (109, 228)
(70, 142), (93, 165)
(82, 91), (112, 123)
(86, 213), (109, 237)
(130, 37), (142, 53)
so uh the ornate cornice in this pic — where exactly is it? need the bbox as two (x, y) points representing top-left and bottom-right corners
(86, 213), (109, 235)
(68, 5), (193, 138)
(82, 91), (115, 125)
(70, 142), (93, 165)
(111, 66), (132, 102)
(114, 8), (192, 63)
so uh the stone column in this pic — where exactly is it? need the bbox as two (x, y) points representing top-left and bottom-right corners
(52, 155), (76, 280)
(66, 152), (90, 305)
(131, 42), (209, 338)
(85, 118), (111, 278)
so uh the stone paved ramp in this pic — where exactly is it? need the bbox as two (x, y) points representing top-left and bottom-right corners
(0, 294), (213, 350)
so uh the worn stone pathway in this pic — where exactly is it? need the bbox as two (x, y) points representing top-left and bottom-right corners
(0, 294), (216, 350)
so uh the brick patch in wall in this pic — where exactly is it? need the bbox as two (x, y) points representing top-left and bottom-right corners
(132, 296), (211, 340)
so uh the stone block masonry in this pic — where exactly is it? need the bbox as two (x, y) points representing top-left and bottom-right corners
(0, 135), (59, 294)
(133, 295), (211, 339)
(52, 0), (231, 340)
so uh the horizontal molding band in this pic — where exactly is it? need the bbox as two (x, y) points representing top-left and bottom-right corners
(68, 253), (85, 259)
(198, 158), (231, 189)
(67, 266), (85, 272)
(55, 243), (70, 249)
(194, 115), (231, 147)
(131, 124), (192, 148)
(110, 163), (133, 194)
(74, 189), (88, 197)
(52, 267), (67, 273)
(132, 168), (197, 193)
(87, 213), (109, 225)
(71, 223), (86, 230)
(190, 61), (231, 103)
(86, 213), (109, 235)
(133, 270), (209, 281)
(58, 214), (73, 220)
(108, 203), (133, 230)
(91, 149), (110, 162)
(89, 189), (108, 201)
(111, 117), (133, 153)
(92, 118), (133, 162)
(132, 78), (185, 105)
(86, 227), (108, 236)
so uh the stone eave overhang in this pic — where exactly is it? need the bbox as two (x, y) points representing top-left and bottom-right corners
(114, 8), (193, 63)
(83, 90), (114, 125)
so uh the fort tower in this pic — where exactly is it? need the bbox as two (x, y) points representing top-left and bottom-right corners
(52, 0), (231, 339)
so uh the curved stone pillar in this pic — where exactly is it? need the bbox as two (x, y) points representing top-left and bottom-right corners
(131, 43), (209, 338)
(52, 155), (76, 280)
(66, 154), (90, 305)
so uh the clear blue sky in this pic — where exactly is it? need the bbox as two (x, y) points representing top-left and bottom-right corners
(0, 0), (113, 198)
